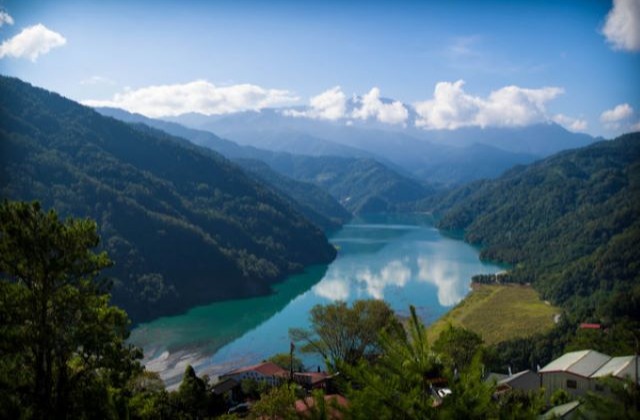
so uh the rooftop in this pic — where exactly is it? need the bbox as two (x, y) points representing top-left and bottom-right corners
(224, 361), (288, 378)
(539, 350), (610, 378)
(592, 356), (639, 381)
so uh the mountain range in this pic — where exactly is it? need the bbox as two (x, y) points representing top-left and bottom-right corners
(0, 76), (337, 322)
(164, 99), (597, 185)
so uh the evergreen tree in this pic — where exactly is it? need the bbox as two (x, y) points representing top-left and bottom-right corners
(0, 201), (141, 419)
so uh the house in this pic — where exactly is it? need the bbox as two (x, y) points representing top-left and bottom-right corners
(538, 350), (611, 398)
(293, 371), (334, 390)
(219, 361), (289, 387)
(591, 355), (639, 386)
(494, 370), (539, 393)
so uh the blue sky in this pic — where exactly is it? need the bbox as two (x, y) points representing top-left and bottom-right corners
(0, 0), (638, 137)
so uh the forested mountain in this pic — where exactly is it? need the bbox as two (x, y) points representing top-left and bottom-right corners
(0, 76), (337, 322)
(96, 107), (434, 213)
(429, 133), (640, 321)
(233, 159), (351, 231)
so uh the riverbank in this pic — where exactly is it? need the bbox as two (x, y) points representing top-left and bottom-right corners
(427, 283), (559, 345)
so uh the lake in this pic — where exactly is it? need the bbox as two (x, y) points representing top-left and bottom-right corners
(129, 214), (504, 387)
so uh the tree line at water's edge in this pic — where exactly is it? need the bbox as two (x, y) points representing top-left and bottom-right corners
(419, 132), (640, 371)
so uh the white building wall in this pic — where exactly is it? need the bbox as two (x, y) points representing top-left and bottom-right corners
(542, 372), (590, 399)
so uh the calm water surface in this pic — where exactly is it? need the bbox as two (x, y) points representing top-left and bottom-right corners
(129, 214), (504, 387)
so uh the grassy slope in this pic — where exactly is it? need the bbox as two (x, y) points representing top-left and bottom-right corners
(427, 283), (559, 346)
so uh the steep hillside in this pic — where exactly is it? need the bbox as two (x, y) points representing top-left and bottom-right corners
(263, 155), (434, 214)
(0, 76), (336, 322)
(432, 133), (640, 319)
(96, 107), (434, 214)
(234, 159), (351, 231)
(96, 107), (352, 228)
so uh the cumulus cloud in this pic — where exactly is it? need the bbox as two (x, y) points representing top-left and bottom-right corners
(284, 86), (346, 120)
(417, 258), (467, 306)
(600, 103), (633, 122)
(414, 80), (564, 130)
(0, 11), (14, 27)
(552, 114), (588, 132)
(83, 80), (299, 118)
(314, 278), (350, 301)
(0, 24), (66, 61)
(352, 87), (409, 125)
(602, 0), (640, 52)
(356, 260), (411, 300)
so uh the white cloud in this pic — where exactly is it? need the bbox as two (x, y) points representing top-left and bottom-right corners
(355, 260), (411, 300)
(631, 121), (640, 132)
(0, 11), (14, 27)
(552, 114), (588, 132)
(314, 278), (350, 301)
(83, 80), (299, 118)
(603, 0), (640, 52)
(0, 24), (66, 61)
(414, 80), (564, 130)
(600, 103), (633, 122)
(352, 87), (408, 125)
(284, 86), (346, 120)
(417, 258), (467, 307)
(80, 75), (116, 86)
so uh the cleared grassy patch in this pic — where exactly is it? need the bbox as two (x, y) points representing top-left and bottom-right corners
(427, 283), (559, 346)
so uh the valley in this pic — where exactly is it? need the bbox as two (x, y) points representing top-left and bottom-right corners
(1, 1), (638, 414)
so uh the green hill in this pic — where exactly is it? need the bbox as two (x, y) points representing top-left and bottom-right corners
(430, 133), (640, 321)
(95, 107), (434, 215)
(0, 76), (336, 322)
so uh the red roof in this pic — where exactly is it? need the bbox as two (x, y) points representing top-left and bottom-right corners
(225, 362), (288, 377)
(579, 323), (601, 329)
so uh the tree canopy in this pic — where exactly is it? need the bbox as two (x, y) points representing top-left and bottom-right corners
(0, 200), (141, 419)
(289, 299), (402, 368)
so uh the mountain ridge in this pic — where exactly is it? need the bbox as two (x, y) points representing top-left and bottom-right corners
(0, 75), (337, 322)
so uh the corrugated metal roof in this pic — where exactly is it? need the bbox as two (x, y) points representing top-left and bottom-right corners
(539, 350), (610, 377)
(593, 356), (639, 382)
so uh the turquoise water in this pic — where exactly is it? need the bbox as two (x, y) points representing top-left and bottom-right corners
(129, 214), (504, 386)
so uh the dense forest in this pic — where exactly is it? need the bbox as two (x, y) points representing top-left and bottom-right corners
(424, 133), (640, 367)
(0, 76), (337, 322)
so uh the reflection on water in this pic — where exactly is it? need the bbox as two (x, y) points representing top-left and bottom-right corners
(130, 214), (503, 387)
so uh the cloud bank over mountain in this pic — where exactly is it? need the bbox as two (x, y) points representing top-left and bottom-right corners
(83, 80), (299, 118)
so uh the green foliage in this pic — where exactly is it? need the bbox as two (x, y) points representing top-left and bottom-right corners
(289, 299), (402, 368)
(174, 365), (208, 418)
(263, 154), (434, 214)
(495, 389), (545, 419)
(345, 305), (443, 419)
(579, 378), (640, 419)
(234, 158), (351, 231)
(429, 133), (640, 368)
(250, 384), (298, 419)
(550, 388), (571, 406)
(0, 76), (337, 322)
(433, 324), (483, 371)
(439, 354), (498, 419)
(433, 133), (640, 319)
(0, 200), (141, 419)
